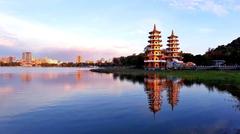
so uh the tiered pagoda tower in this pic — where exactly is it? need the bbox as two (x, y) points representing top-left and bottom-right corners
(166, 30), (182, 61)
(144, 24), (166, 69)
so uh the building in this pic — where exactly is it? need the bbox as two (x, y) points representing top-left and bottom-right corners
(144, 24), (166, 69)
(76, 56), (82, 64)
(144, 25), (183, 70)
(166, 30), (182, 61)
(34, 57), (61, 65)
(21, 52), (33, 66)
(0, 56), (16, 63)
(22, 52), (32, 63)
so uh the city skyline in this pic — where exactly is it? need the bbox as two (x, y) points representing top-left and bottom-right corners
(0, 0), (240, 61)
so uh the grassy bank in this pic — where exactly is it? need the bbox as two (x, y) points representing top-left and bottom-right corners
(91, 67), (240, 85)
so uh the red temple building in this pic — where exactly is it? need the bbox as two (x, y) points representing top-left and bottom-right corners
(144, 25), (183, 70)
(166, 30), (183, 61)
(144, 24), (166, 70)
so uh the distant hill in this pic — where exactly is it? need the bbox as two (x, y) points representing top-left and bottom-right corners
(182, 37), (240, 65)
(205, 37), (240, 65)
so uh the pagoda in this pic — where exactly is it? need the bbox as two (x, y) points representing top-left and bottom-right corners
(144, 24), (166, 70)
(166, 30), (182, 61)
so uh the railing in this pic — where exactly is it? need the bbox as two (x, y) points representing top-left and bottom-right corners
(196, 65), (240, 70)
(144, 60), (166, 62)
(144, 48), (161, 51)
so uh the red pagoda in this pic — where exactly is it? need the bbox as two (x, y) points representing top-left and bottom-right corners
(166, 30), (182, 61)
(144, 24), (166, 70)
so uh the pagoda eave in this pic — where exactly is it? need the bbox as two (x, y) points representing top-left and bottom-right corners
(148, 40), (162, 43)
(148, 35), (161, 38)
(168, 35), (178, 38)
(149, 31), (161, 34)
(167, 40), (179, 42)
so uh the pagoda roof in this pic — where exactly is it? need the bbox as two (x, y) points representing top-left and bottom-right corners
(168, 30), (178, 38)
(148, 40), (162, 43)
(149, 24), (161, 34)
(148, 35), (161, 38)
(167, 39), (179, 42)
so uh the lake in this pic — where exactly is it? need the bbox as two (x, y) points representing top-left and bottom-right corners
(0, 67), (239, 134)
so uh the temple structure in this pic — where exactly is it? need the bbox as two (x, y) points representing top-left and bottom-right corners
(166, 30), (182, 61)
(144, 25), (183, 70)
(144, 24), (166, 70)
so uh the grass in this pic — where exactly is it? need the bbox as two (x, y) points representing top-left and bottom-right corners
(91, 67), (240, 86)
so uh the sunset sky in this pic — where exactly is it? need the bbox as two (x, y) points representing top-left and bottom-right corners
(0, 0), (240, 61)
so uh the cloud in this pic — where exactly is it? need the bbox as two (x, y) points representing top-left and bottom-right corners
(235, 5), (240, 11)
(201, 1), (228, 16)
(0, 13), (140, 61)
(0, 37), (16, 47)
(166, 0), (240, 16)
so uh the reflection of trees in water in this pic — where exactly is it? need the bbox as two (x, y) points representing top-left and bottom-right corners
(113, 74), (144, 84)
(183, 79), (240, 111)
(112, 73), (240, 112)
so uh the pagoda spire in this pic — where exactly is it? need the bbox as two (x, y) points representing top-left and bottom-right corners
(171, 30), (174, 36)
(153, 24), (156, 31)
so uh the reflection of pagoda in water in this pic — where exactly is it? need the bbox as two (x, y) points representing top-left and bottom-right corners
(144, 74), (166, 113)
(144, 74), (183, 113)
(167, 78), (183, 110)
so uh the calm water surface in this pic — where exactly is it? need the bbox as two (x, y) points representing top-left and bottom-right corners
(0, 67), (239, 134)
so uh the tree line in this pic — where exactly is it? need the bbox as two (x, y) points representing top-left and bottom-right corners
(183, 37), (240, 65)
(112, 53), (144, 68)
(112, 37), (240, 67)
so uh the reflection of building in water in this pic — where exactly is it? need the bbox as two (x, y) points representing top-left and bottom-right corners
(144, 74), (183, 113)
(75, 70), (82, 81)
(0, 73), (13, 80)
(167, 79), (183, 110)
(144, 74), (166, 113)
(20, 73), (32, 82)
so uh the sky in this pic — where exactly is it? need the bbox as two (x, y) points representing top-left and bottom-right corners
(0, 0), (240, 61)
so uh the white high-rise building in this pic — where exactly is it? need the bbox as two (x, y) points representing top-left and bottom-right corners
(22, 52), (32, 63)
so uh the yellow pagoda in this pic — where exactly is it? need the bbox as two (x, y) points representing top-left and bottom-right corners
(166, 30), (183, 61)
(144, 24), (166, 70)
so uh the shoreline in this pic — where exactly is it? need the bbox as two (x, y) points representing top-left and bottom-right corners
(91, 67), (240, 86)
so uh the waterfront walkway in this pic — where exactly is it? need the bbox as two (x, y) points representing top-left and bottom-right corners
(196, 65), (240, 70)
